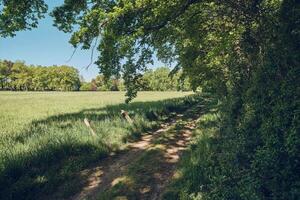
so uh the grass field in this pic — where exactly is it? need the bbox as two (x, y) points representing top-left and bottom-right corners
(0, 91), (192, 136)
(0, 91), (195, 199)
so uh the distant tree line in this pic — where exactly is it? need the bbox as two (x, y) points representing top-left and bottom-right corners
(0, 60), (191, 92)
(140, 67), (191, 91)
(0, 60), (80, 91)
(80, 67), (191, 91)
(80, 75), (125, 91)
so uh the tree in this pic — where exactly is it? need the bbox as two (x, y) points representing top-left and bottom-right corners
(141, 67), (191, 91)
(143, 68), (171, 91)
(48, 0), (234, 101)
(0, 0), (48, 37)
(94, 75), (111, 91)
(94, 75), (124, 91)
(80, 82), (92, 91)
(0, 61), (81, 91)
(52, 66), (81, 91)
(10, 61), (28, 90)
(90, 79), (98, 91)
(32, 66), (49, 90)
(80, 68), (191, 91)
(0, 60), (13, 89)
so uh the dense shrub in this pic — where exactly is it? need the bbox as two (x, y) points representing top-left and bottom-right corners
(164, 1), (300, 199)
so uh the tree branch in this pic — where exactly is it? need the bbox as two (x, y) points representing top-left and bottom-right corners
(143, 0), (201, 32)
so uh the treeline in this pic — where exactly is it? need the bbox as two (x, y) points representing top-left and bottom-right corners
(0, 61), (191, 92)
(0, 60), (80, 91)
(80, 67), (191, 91)
(141, 67), (191, 91)
(80, 75), (125, 91)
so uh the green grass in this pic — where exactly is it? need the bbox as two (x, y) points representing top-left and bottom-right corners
(0, 91), (192, 137)
(161, 97), (220, 200)
(0, 91), (195, 200)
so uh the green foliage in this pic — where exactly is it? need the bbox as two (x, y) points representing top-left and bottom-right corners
(79, 82), (93, 91)
(50, 0), (202, 100)
(94, 74), (124, 91)
(80, 67), (191, 91)
(141, 67), (191, 91)
(0, 60), (13, 89)
(0, 60), (81, 91)
(163, 1), (300, 199)
(0, 0), (47, 37)
(79, 75), (125, 91)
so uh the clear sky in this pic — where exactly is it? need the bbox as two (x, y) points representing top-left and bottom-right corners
(0, 0), (163, 81)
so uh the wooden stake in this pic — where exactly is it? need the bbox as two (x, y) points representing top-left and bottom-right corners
(84, 118), (97, 136)
(121, 110), (133, 124)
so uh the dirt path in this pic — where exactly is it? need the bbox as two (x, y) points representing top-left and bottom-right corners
(71, 106), (199, 200)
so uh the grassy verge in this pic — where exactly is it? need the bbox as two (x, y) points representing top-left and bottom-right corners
(0, 94), (198, 200)
(161, 96), (220, 200)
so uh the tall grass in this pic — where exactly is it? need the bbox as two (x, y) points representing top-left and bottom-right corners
(0, 91), (195, 199)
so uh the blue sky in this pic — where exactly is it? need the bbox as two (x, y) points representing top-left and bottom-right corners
(0, 0), (163, 81)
